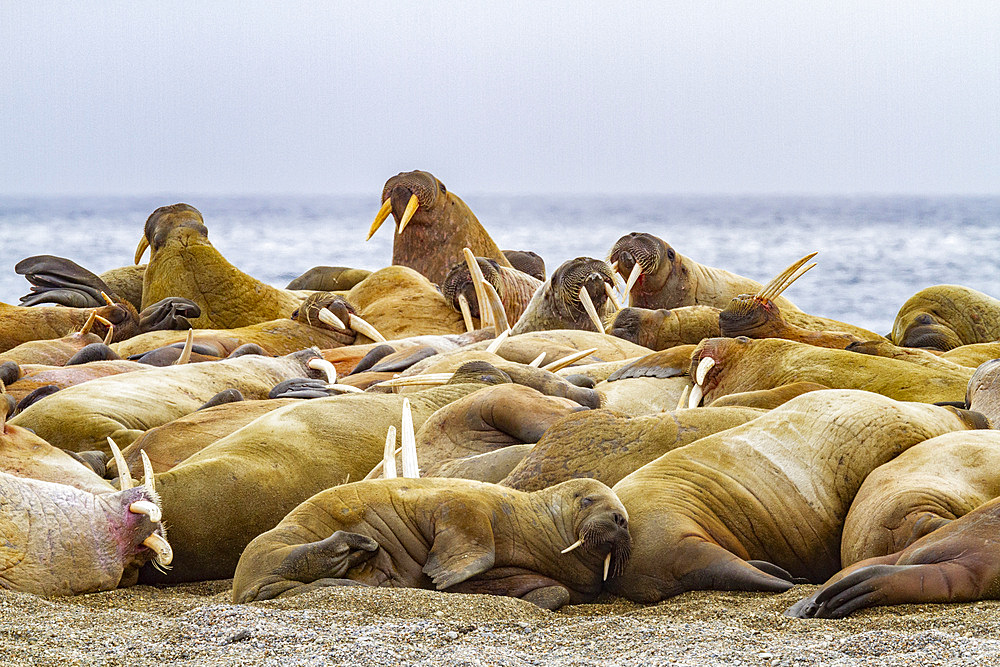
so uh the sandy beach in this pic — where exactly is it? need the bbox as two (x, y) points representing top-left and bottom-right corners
(3, 581), (999, 666)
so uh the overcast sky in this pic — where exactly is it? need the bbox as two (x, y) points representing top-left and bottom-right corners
(2, 2), (998, 196)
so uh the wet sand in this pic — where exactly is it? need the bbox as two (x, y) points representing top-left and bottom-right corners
(3, 581), (999, 666)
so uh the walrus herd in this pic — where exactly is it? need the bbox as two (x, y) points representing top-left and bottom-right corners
(1, 170), (999, 622)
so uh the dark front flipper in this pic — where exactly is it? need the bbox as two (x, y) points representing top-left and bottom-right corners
(269, 378), (337, 400)
(746, 560), (812, 585)
(423, 505), (496, 590)
(606, 348), (689, 381)
(66, 343), (121, 365)
(15, 255), (116, 308)
(138, 297), (201, 332)
(521, 585), (571, 610)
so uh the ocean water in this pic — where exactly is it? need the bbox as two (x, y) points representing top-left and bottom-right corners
(0, 195), (997, 336)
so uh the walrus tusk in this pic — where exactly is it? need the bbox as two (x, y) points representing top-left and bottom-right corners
(382, 426), (397, 479)
(676, 384), (691, 411)
(609, 260), (618, 273)
(142, 533), (173, 566)
(367, 199), (393, 241)
(623, 263), (641, 307)
(688, 383), (704, 409)
(397, 194), (420, 235)
(107, 437), (133, 490)
(485, 328), (510, 354)
(401, 398), (419, 478)
(561, 538), (584, 554)
(376, 373), (454, 388)
(327, 383), (365, 394)
(457, 294), (475, 333)
(542, 347), (598, 372)
(528, 352), (546, 367)
(578, 287), (605, 333)
(603, 553), (611, 581)
(348, 314), (387, 343)
(103, 324), (115, 345)
(173, 328), (194, 365)
(129, 500), (161, 524)
(308, 357), (338, 384)
(100, 291), (115, 307)
(483, 281), (510, 332)
(318, 308), (346, 330)
(604, 283), (621, 313)
(463, 248), (493, 330)
(695, 357), (716, 386)
(140, 450), (156, 493)
(79, 311), (99, 336)
(755, 252), (818, 302)
(92, 314), (114, 344)
(134, 236), (150, 265)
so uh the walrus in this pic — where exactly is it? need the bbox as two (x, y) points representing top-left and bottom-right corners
(366, 170), (513, 285)
(440, 256), (542, 329)
(608, 232), (800, 312)
(346, 265), (468, 339)
(967, 358), (1000, 424)
(608, 389), (985, 603)
(0, 301), (138, 355)
(134, 203), (306, 328)
(232, 477), (630, 610)
(6, 358), (146, 406)
(285, 266), (372, 292)
(501, 250), (545, 281)
(609, 306), (722, 350)
(891, 285), (1000, 351)
(787, 493), (1000, 618)
(510, 258), (617, 335)
(840, 429), (1000, 567)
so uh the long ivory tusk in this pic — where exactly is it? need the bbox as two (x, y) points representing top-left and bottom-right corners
(463, 248), (492, 330)
(695, 357), (716, 386)
(375, 373), (454, 388)
(318, 308), (346, 331)
(397, 194), (420, 235)
(140, 450), (156, 493)
(675, 384), (691, 411)
(367, 199), (393, 241)
(173, 328), (194, 365)
(609, 260), (618, 273)
(326, 383), (365, 394)
(528, 352), (546, 367)
(134, 237), (150, 265)
(578, 286), (605, 333)
(349, 314), (387, 343)
(308, 357), (338, 384)
(482, 281), (510, 331)
(401, 398), (419, 478)
(755, 252), (818, 301)
(561, 538), (584, 554)
(143, 533), (173, 566)
(688, 383), (704, 409)
(107, 437), (132, 490)
(485, 327), (510, 354)
(79, 311), (98, 336)
(623, 263), (642, 307)
(382, 426), (397, 479)
(457, 293), (475, 333)
(603, 553), (611, 581)
(542, 347), (598, 372)
(604, 282), (621, 313)
(129, 500), (161, 524)
(100, 291), (115, 307)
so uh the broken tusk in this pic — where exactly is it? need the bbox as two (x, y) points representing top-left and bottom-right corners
(695, 357), (716, 386)
(397, 193), (420, 235)
(142, 533), (173, 566)
(318, 308), (346, 331)
(367, 199), (393, 241)
(103, 324), (115, 346)
(561, 538), (584, 554)
(134, 236), (150, 265)
(688, 383), (704, 409)
(623, 263), (642, 307)
(349, 314), (387, 343)
(140, 450), (156, 493)
(603, 553), (611, 581)
(457, 294), (475, 333)
(382, 426), (397, 479)
(308, 357), (338, 385)
(578, 286), (605, 333)
(173, 328), (194, 365)
(485, 327), (510, 354)
(542, 347), (598, 372)
(129, 500), (161, 524)
(401, 398), (419, 479)
(107, 437), (133, 490)
(528, 352), (546, 368)
(676, 384), (691, 411)
(100, 291), (115, 307)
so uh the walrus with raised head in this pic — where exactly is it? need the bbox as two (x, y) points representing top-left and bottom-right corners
(232, 477), (630, 610)
(607, 389), (984, 603)
(367, 170), (512, 285)
(891, 284), (1000, 351)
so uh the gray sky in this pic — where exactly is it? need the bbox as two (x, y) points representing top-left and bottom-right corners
(2, 1), (998, 196)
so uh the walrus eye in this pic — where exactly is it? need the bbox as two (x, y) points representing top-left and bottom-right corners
(666, 248), (675, 260)
(580, 497), (594, 508)
(438, 181), (447, 194)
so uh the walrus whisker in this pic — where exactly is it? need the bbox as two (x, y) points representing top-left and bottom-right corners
(128, 500), (161, 524)
(401, 398), (419, 479)
(542, 347), (598, 372)
(688, 383), (704, 409)
(695, 357), (716, 386)
(397, 193), (420, 235)
(134, 236), (150, 264)
(486, 328), (510, 354)
(140, 450), (156, 493)
(308, 357), (338, 385)
(457, 294), (475, 333)
(142, 533), (173, 567)
(367, 198), (393, 241)
(483, 281), (510, 332)
(528, 352), (546, 367)
(623, 263), (642, 306)
(561, 538), (584, 554)
(578, 286), (606, 333)
(173, 328), (194, 365)
(348, 314), (387, 343)
(317, 307), (346, 331)
(382, 426), (397, 479)
(79, 311), (99, 336)
(463, 248), (493, 330)
(107, 437), (133, 490)
(603, 553), (611, 581)
(676, 384), (691, 411)
(604, 282), (621, 313)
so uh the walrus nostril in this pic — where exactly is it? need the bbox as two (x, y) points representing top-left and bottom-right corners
(915, 314), (936, 325)
(613, 513), (627, 527)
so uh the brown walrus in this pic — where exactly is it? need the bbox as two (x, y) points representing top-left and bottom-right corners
(509, 258), (617, 335)
(366, 170), (512, 285)
(440, 256), (542, 329)
(890, 284), (1000, 351)
(786, 493), (1000, 619)
(840, 429), (1000, 567)
(134, 203), (305, 329)
(0, 301), (137, 355)
(607, 389), (984, 603)
(231, 477), (630, 610)
(608, 232), (800, 312)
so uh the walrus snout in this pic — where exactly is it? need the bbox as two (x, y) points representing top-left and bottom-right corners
(899, 322), (963, 351)
(609, 232), (665, 277)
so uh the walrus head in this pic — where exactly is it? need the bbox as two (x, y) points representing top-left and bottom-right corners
(686, 336), (755, 408)
(292, 292), (359, 346)
(548, 257), (617, 332)
(608, 232), (677, 301)
(897, 312), (964, 351)
(720, 294), (786, 338)
(368, 170), (447, 239)
(134, 203), (207, 264)
(556, 479), (631, 582)
(440, 257), (504, 319)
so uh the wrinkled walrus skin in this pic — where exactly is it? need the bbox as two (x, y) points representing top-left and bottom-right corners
(232, 477), (630, 610)
(891, 284), (1000, 351)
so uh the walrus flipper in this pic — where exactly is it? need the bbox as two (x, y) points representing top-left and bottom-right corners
(15, 255), (114, 307)
(138, 297), (201, 332)
(423, 507), (496, 590)
(606, 349), (688, 382)
(676, 540), (795, 595)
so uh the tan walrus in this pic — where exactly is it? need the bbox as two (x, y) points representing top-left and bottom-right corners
(366, 170), (512, 285)
(232, 477), (630, 610)
(890, 284), (1000, 351)
(608, 389), (984, 603)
